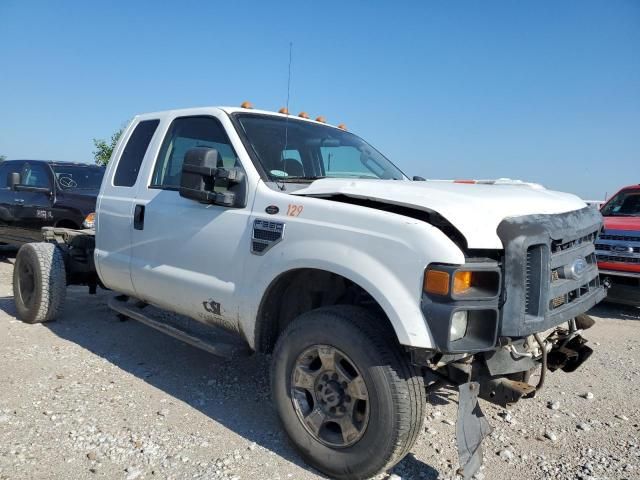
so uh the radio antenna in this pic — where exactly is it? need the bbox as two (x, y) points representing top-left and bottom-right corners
(286, 41), (293, 115)
(277, 41), (294, 191)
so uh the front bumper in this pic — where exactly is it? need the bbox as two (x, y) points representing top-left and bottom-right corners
(599, 270), (640, 306)
(422, 207), (605, 353)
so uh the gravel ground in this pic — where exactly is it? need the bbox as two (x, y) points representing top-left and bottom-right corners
(0, 255), (639, 480)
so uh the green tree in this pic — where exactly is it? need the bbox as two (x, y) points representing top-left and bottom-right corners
(93, 127), (124, 166)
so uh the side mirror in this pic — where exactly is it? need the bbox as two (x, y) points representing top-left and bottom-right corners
(412, 175), (426, 181)
(9, 172), (20, 189)
(179, 147), (244, 206)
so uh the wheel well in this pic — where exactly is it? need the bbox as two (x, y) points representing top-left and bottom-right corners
(255, 268), (391, 353)
(55, 219), (80, 229)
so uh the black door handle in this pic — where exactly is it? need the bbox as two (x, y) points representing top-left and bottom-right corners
(133, 204), (145, 230)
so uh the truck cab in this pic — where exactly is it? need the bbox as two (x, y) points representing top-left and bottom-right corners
(12, 105), (606, 480)
(595, 184), (640, 305)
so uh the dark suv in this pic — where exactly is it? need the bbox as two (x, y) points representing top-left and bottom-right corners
(0, 160), (105, 245)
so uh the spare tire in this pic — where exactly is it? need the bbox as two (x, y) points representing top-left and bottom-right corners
(13, 242), (66, 323)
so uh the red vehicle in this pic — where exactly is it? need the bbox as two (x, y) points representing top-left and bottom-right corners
(595, 184), (640, 306)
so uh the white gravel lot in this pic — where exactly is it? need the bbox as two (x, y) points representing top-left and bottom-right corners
(0, 255), (639, 480)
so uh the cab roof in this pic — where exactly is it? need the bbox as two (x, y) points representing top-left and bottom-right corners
(134, 106), (346, 131)
(2, 159), (102, 168)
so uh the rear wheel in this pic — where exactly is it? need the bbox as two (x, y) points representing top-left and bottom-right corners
(13, 242), (66, 323)
(271, 306), (425, 479)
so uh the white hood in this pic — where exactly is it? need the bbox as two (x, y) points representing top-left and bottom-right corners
(292, 179), (587, 249)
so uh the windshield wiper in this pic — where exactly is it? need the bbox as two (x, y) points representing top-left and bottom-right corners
(276, 176), (326, 182)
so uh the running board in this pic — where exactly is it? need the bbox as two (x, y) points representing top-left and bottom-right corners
(108, 296), (251, 358)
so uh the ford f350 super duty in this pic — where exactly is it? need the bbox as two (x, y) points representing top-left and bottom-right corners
(12, 104), (605, 480)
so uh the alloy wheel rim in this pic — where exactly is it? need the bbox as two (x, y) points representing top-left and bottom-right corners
(290, 344), (370, 448)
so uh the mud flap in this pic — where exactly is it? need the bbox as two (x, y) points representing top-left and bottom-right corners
(456, 382), (492, 479)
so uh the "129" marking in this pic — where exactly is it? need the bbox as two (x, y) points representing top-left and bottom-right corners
(287, 204), (304, 217)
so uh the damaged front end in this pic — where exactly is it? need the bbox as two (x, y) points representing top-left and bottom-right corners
(416, 207), (605, 478)
(445, 314), (595, 408)
(415, 316), (596, 479)
(440, 315), (594, 407)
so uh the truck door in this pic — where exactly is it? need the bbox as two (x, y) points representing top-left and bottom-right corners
(94, 119), (161, 296)
(0, 161), (22, 243)
(129, 114), (251, 330)
(13, 162), (55, 242)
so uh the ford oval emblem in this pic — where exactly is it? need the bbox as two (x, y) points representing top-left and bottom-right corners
(265, 205), (279, 215)
(611, 244), (633, 254)
(570, 257), (588, 280)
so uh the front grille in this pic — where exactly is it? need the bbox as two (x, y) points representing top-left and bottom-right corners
(525, 245), (544, 316)
(595, 229), (640, 264)
(498, 207), (606, 337)
(599, 233), (640, 242)
(596, 244), (640, 253)
(525, 239), (600, 315)
(549, 277), (600, 311)
(551, 232), (598, 253)
(597, 255), (640, 264)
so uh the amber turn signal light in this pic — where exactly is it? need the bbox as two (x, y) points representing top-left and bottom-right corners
(82, 212), (96, 229)
(453, 271), (473, 295)
(424, 270), (450, 296)
(240, 101), (253, 109)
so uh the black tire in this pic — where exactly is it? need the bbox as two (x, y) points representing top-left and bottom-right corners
(271, 306), (425, 480)
(13, 242), (66, 324)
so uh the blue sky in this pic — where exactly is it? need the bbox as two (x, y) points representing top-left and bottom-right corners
(1, 1), (638, 200)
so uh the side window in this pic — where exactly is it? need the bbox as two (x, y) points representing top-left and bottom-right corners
(151, 116), (238, 189)
(0, 163), (16, 189)
(21, 163), (51, 188)
(114, 120), (160, 187)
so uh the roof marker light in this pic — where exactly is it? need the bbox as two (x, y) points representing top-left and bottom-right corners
(240, 101), (253, 109)
(315, 116), (326, 123)
(337, 123), (347, 131)
(278, 107), (289, 114)
(298, 112), (310, 119)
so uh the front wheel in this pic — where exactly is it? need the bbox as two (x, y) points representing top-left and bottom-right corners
(271, 306), (425, 479)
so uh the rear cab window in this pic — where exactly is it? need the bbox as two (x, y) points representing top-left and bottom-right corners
(114, 120), (160, 187)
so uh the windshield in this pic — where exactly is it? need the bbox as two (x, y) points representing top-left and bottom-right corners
(601, 189), (640, 217)
(235, 114), (406, 181)
(52, 164), (105, 190)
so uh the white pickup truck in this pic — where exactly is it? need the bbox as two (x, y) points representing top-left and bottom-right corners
(12, 105), (605, 479)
